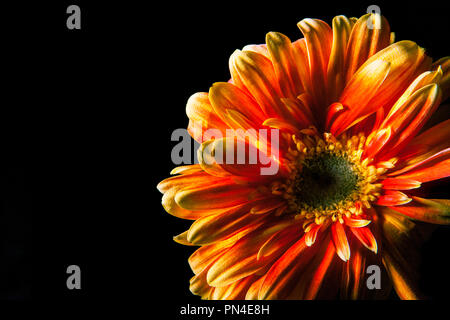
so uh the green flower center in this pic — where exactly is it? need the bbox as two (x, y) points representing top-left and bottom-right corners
(293, 152), (361, 210)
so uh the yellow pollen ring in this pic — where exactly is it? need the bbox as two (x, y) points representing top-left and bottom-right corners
(274, 131), (384, 228)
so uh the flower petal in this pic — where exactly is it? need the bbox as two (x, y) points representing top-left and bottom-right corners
(210, 275), (256, 300)
(377, 84), (442, 159)
(344, 13), (391, 83)
(228, 50), (284, 118)
(331, 222), (350, 261)
(327, 15), (353, 101)
(363, 126), (392, 159)
(331, 59), (391, 135)
(173, 230), (196, 246)
(242, 44), (269, 58)
(334, 41), (430, 135)
(186, 92), (228, 142)
(350, 227), (377, 253)
(257, 235), (317, 299)
(389, 197), (450, 225)
(206, 221), (298, 287)
(432, 56), (450, 100)
(209, 82), (266, 129)
(343, 216), (371, 228)
(304, 223), (322, 247)
(297, 18), (332, 112)
(161, 188), (212, 220)
(245, 276), (265, 300)
(187, 203), (266, 245)
(175, 181), (260, 210)
(396, 119), (450, 164)
(375, 190), (412, 206)
(381, 178), (421, 190)
(266, 32), (304, 98)
(391, 148), (450, 183)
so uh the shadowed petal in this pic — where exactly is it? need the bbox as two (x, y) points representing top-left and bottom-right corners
(389, 197), (450, 224)
(350, 227), (377, 253)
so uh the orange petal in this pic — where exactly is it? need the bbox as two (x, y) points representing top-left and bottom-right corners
(262, 117), (300, 134)
(378, 84), (442, 158)
(350, 227), (377, 253)
(331, 59), (391, 135)
(363, 126), (392, 159)
(327, 15), (353, 101)
(336, 41), (430, 135)
(344, 13), (391, 83)
(331, 222), (350, 261)
(369, 41), (430, 112)
(305, 223), (322, 246)
(266, 32), (304, 98)
(391, 148), (450, 183)
(190, 268), (213, 298)
(228, 50), (283, 118)
(189, 240), (234, 275)
(173, 230), (196, 246)
(389, 197), (450, 225)
(297, 18), (332, 112)
(256, 225), (299, 260)
(397, 119), (450, 164)
(432, 56), (450, 100)
(279, 97), (315, 128)
(186, 92), (228, 142)
(242, 44), (270, 58)
(209, 82), (265, 129)
(175, 181), (260, 210)
(157, 171), (225, 194)
(245, 276), (265, 300)
(258, 235), (316, 299)
(210, 275), (256, 300)
(381, 178), (421, 190)
(375, 190), (412, 206)
(197, 137), (273, 179)
(187, 203), (266, 245)
(386, 68), (443, 120)
(291, 38), (310, 92)
(325, 102), (346, 131)
(161, 188), (212, 220)
(206, 221), (298, 287)
(343, 215), (371, 228)
(170, 165), (203, 175)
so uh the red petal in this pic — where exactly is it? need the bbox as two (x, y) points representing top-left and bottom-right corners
(331, 222), (350, 261)
(350, 227), (378, 253)
(381, 178), (421, 190)
(375, 190), (412, 206)
(363, 126), (392, 159)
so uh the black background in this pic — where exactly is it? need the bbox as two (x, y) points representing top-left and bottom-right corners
(3, 0), (450, 316)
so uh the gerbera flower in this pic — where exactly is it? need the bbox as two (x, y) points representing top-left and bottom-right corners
(157, 13), (450, 300)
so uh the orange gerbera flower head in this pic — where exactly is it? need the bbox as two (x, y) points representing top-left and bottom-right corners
(158, 13), (450, 300)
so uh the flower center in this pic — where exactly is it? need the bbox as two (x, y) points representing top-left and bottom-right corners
(272, 130), (385, 225)
(292, 152), (361, 210)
